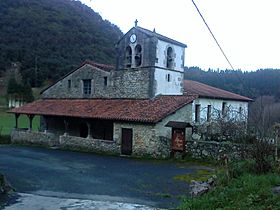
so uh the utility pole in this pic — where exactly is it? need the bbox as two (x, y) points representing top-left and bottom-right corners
(273, 123), (280, 161)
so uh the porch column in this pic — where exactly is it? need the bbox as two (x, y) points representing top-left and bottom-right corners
(15, 113), (20, 129)
(45, 120), (49, 133)
(63, 119), (69, 136)
(87, 122), (92, 139)
(42, 116), (48, 133)
(27, 114), (34, 131)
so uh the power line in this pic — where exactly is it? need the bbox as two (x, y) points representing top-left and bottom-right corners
(190, 0), (257, 100)
(191, 0), (235, 71)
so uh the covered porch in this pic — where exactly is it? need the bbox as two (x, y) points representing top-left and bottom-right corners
(10, 113), (119, 153)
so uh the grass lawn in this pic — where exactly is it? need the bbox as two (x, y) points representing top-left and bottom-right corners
(0, 108), (40, 136)
(0, 96), (7, 107)
(179, 173), (280, 210)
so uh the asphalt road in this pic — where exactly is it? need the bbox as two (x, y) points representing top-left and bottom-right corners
(0, 145), (199, 209)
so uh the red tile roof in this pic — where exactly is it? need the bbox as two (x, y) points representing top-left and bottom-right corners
(184, 80), (252, 102)
(9, 95), (197, 123)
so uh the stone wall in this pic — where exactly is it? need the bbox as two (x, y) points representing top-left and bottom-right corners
(110, 68), (152, 99)
(42, 64), (152, 99)
(59, 135), (120, 154)
(113, 104), (193, 159)
(186, 140), (249, 160)
(42, 64), (111, 99)
(114, 122), (170, 158)
(116, 28), (157, 70)
(11, 129), (59, 147)
(11, 129), (120, 154)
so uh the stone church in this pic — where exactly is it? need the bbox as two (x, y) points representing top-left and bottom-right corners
(9, 23), (251, 158)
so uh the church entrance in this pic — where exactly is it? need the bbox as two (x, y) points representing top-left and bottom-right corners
(121, 128), (133, 155)
(79, 122), (88, 138)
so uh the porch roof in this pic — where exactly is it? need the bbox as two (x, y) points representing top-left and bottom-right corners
(8, 95), (197, 123)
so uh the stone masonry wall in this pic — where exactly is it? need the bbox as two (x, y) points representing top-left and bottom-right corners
(11, 129), (120, 154)
(42, 64), (152, 99)
(59, 135), (120, 154)
(11, 129), (59, 147)
(110, 68), (152, 99)
(114, 123), (170, 158)
(116, 28), (157, 70)
(186, 140), (250, 160)
(42, 65), (111, 99)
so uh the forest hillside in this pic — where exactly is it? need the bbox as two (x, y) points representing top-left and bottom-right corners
(184, 67), (280, 100)
(0, 0), (123, 87)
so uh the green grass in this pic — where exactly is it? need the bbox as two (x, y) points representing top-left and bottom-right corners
(0, 96), (7, 107)
(179, 173), (280, 210)
(0, 108), (40, 136)
(174, 169), (215, 183)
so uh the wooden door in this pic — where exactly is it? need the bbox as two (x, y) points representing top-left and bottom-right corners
(121, 128), (133, 155)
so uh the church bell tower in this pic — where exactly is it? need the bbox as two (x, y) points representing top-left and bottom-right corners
(115, 21), (187, 98)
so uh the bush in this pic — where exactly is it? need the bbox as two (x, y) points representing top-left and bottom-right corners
(250, 139), (274, 174)
(0, 135), (11, 144)
(228, 160), (255, 178)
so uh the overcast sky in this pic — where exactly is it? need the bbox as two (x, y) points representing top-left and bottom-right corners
(81, 0), (280, 71)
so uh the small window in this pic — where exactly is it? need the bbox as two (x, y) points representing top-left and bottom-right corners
(239, 106), (243, 114)
(83, 79), (91, 95)
(125, 46), (132, 68)
(222, 102), (227, 117)
(166, 47), (174, 69)
(67, 80), (71, 89)
(195, 104), (201, 123)
(207, 105), (212, 122)
(239, 106), (243, 118)
(135, 44), (142, 67)
(166, 74), (171, 82)
(104, 77), (108, 86)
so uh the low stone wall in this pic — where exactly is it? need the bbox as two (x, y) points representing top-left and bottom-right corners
(59, 135), (120, 154)
(11, 129), (59, 147)
(186, 140), (250, 160)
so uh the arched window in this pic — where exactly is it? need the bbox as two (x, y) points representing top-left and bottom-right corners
(135, 44), (142, 67)
(125, 46), (132, 68)
(166, 47), (174, 69)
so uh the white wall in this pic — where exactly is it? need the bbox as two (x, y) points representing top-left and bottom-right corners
(192, 98), (249, 123)
(155, 103), (193, 139)
(154, 68), (183, 96)
(8, 97), (25, 108)
(156, 40), (185, 72)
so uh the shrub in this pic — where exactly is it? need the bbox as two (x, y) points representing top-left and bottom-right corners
(0, 135), (11, 144)
(228, 160), (255, 178)
(250, 139), (274, 174)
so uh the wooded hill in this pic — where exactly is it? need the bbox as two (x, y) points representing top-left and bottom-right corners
(184, 67), (280, 100)
(0, 0), (123, 87)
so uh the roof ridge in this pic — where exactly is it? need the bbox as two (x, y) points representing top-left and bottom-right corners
(135, 26), (187, 47)
(83, 60), (115, 69)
